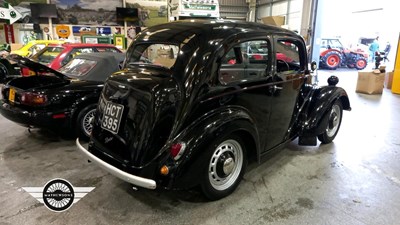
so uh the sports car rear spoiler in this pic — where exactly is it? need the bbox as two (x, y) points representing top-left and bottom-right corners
(8, 54), (69, 80)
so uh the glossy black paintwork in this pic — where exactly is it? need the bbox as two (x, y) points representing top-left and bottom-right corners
(0, 53), (124, 130)
(88, 20), (351, 190)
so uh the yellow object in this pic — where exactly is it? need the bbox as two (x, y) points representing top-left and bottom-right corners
(11, 40), (65, 58)
(160, 165), (169, 175)
(56, 25), (71, 38)
(393, 33), (400, 94)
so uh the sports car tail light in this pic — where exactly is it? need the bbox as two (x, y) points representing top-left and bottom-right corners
(20, 67), (36, 76)
(170, 142), (186, 160)
(20, 92), (48, 106)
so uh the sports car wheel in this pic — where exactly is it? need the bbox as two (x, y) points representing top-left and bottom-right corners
(355, 58), (367, 70)
(318, 100), (343, 144)
(323, 52), (341, 70)
(201, 134), (247, 200)
(76, 104), (97, 139)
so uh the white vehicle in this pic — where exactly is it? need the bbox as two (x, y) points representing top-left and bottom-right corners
(169, 0), (220, 20)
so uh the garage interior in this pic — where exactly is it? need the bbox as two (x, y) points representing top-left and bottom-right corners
(1, 0), (400, 224)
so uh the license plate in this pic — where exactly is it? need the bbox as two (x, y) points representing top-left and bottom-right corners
(101, 101), (124, 134)
(9, 88), (15, 103)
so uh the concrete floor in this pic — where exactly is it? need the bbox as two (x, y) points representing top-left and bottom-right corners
(1, 69), (400, 225)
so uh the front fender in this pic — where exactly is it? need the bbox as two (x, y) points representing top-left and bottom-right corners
(168, 106), (259, 189)
(301, 85), (351, 136)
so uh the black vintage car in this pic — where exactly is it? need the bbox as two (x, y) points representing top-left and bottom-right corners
(0, 52), (125, 138)
(77, 20), (351, 200)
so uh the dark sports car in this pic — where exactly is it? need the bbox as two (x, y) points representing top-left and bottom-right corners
(77, 20), (351, 200)
(0, 52), (125, 138)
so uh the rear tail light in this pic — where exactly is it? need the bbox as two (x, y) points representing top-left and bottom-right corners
(20, 67), (36, 76)
(20, 92), (48, 106)
(170, 142), (186, 160)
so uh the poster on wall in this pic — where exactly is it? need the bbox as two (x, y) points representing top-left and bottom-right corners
(50, 0), (122, 25)
(125, 0), (167, 27)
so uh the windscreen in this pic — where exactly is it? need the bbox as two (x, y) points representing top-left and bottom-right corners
(33, 47), (64, 64)
(126, 44), (180, 69)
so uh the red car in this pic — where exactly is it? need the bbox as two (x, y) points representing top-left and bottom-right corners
(23, 43), (122, 75)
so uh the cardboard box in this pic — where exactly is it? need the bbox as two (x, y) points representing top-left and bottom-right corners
(356, 71), (385, 94)
(261, 16), (285, 27)
(10, 43), (23, 51)
(385, 72), (394, 89)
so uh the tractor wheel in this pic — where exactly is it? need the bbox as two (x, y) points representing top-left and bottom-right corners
(355, 58), (367, 70)
(322, 51), (341, 70)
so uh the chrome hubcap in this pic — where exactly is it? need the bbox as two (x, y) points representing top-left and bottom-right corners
(83, 109), (96, 137)
(326, 104), (341, 137)
(208, 139), (243, 191)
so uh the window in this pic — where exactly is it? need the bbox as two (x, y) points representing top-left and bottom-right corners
(276, 40), (301, 72)
(96, 47), (119, 52)
(61, 48), (95, 66)
(59, 58), (97, 77)
(35, 47), (64, 64)
(219, 40), (270, 84)
(126, 44), (179, 69)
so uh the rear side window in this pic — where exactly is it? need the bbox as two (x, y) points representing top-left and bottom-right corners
(126, 44), (179, 69)
(219, 40), (270, 84)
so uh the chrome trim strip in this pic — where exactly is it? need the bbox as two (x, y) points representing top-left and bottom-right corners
(76, 138), (157, 190)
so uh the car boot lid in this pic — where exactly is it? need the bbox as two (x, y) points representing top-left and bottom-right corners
(9, 54), (69, 80)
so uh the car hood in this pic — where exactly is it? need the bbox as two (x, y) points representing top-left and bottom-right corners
(9, 54), (69, 80)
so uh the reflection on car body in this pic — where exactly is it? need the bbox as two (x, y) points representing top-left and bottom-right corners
(76, 20), (351, 200)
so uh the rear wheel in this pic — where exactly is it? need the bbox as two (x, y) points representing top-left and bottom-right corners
(201, 134), (247, 200)
(76, 104), (97, 139)
(322, 51), (341, 70)
(318, 100), (343, 144)
(355, 58), (367, 70)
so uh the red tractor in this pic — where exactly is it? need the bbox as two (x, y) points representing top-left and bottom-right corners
(319, 38), (368, 70)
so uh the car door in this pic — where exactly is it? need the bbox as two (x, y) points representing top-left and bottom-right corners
(217, 38), (274, 152)
(264, 36), (307, 151)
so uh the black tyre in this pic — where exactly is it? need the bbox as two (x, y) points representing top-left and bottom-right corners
(355, 58), (367, 70)
(318, 100), (343, 144)
(200, 134), (247, 200)
(322, 51), (341, 70)
(76, 104), (97, 139)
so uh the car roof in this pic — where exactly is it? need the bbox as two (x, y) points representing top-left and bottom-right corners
(47, 43), (117, 48)
(65, 52), (125, 82)
(28, 40), (66, 45)
(136, 19), (299, 44)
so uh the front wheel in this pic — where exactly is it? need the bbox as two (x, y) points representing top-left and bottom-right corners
(201, 134), (247, 200)
(318, 100), (343, 144)
(76, 104), (97, 139)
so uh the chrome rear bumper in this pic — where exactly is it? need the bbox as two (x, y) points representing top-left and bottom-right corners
(76, 138), (157, 190)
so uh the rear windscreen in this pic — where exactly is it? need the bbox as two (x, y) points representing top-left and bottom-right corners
(126, 44), (179, 69)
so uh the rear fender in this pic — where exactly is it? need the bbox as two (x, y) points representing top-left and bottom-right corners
(69, 91), (101, 127)
(320, 49), (341, 57)
(301, 85), (350, 136)
(167, 106), (259, 189)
